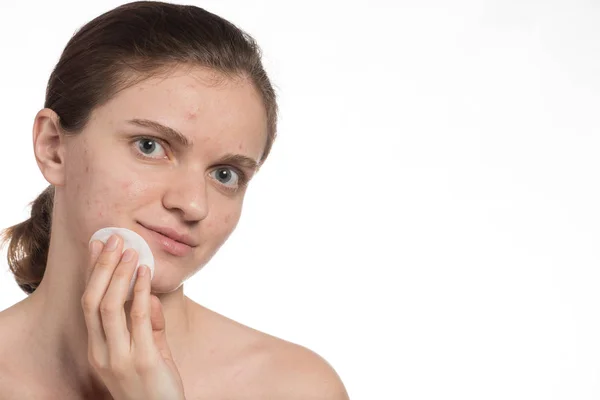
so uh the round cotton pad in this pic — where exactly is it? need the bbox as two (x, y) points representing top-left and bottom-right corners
(89, 227), (155, 301)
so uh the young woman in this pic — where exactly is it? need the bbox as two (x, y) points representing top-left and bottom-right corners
(0, 2), (349, 399)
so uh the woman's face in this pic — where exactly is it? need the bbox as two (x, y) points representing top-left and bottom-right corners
(60, 66), (268, 294)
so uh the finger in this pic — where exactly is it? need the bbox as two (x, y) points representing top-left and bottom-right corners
(81, 235), (124, 361)
(130, 265), (157, 363)
(101, 247), (139, 358)
(89, 239), (104, 265)
(86, 240), (105, 287)
(150, 294), (175, 362)
(82, 239), (107, 352)
(150, 295), (166, 333)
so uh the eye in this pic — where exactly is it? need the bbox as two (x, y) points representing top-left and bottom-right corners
(134, 137), (167, 159)
(210, 167), (246, 190)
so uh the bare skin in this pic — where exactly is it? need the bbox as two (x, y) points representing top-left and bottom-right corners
(0, 66), (349, 399)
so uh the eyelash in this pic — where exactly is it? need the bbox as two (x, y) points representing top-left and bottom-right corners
(131, 136), (249, 191)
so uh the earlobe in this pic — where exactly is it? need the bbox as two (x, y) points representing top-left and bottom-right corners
(32, 108), (66, 187)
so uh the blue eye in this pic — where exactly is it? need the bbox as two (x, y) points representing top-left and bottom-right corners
(135, 138), (167, 158)
(132, 136), (248, 191)
(210, 167), (243, 190)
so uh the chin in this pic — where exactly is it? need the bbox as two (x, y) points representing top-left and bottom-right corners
(145, 256), (190, 288)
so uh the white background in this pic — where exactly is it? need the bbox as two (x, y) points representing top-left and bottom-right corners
(1, 1), (599, 399)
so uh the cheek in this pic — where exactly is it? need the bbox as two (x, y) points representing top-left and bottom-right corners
(86, 181), (125, 220)
(221, 210), (241, 235)
(94, 179), (152, 215)
(203, 210), (239, 237)
(223, 213), (235, 225)
(77, 168), (141, 220)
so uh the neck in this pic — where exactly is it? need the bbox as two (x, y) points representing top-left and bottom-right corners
(19, 224), (194, 397)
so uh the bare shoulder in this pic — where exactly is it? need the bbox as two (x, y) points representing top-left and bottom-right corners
(0, 304), (34, 399)
(0, 304), (20, 371)
(0, 309), (11, 385)
(192, 303), (349, 400)
(256, 338), (350, 400)
(0, 303), (55, 400)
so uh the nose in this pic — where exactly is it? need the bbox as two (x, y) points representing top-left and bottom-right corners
(162, 170), (209, 222)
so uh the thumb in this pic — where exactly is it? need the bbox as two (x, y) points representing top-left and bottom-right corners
(150, 295), (175, 361)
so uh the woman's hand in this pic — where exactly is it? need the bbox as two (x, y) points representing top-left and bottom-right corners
(82, 234), (186, 400)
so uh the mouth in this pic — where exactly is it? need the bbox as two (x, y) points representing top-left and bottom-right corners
(137, 222), (196, 257)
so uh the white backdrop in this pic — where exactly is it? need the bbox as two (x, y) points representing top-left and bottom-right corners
(1, 1), (599, 399)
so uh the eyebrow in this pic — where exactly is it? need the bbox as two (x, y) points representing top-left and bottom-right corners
(128, 118), (193, 148)
(126, 118), (260, 172)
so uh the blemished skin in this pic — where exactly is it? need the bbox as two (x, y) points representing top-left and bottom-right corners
(0, 66), (350, 399)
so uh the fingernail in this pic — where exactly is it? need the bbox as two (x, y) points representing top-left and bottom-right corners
(121, 248), (135, 262)
(137, 265), (147, 277)
(106, 235), (119, 251)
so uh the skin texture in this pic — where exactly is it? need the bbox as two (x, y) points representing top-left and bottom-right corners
(0, 66), (350, 399)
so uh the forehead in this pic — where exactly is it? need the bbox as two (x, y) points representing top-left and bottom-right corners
(91, 66), (268, 160)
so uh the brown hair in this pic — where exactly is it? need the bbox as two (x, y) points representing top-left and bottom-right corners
(0, 1), (278, 295)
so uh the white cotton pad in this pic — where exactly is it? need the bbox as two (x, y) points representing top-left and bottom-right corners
(89, 227), (155, 301)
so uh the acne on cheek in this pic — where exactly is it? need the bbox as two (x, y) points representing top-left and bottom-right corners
(92, 197), (125, 219)
(89, 197), (108, 220)
(77, 151), (131, 219)
(90, 190), (110, 217)
(88, 181), (129, 219)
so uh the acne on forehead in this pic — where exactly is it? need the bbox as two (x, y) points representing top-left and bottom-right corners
(95, 69), (267, 158)
(184, 108), (200, 121)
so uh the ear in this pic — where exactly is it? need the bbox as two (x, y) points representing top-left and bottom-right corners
(32, 108), (67, 187)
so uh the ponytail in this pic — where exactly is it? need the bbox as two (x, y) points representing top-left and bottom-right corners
(0, 185), (54, 294)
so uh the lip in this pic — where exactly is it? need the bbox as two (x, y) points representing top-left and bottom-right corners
(137, 222), (196, 257)
(138, 222), (198, 247)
